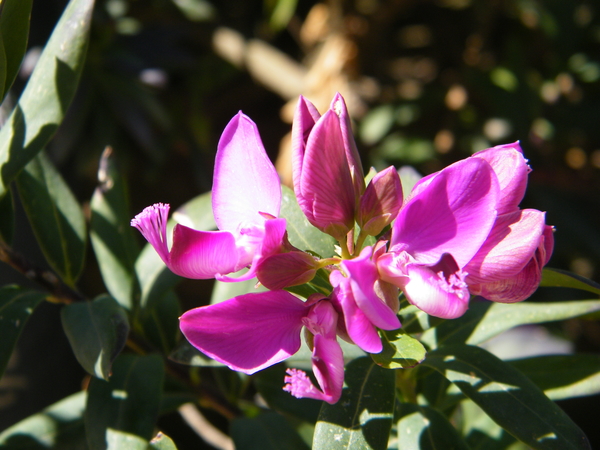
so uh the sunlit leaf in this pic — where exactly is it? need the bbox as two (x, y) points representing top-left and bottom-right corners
(0, 286), (45, 379)
(371, 329), (426, 369)
(61, 295), (129, 380)
(171, 191), (215, 231)
(91, 147), (140, 309)
(149, 432), (179, 450)
(540, 268), (600, 296)
(0, 0), (33, 100)
(16, 151), (86, 286)
(509, 354), (600, 401)
(397, 403), (470, 450)
(85, 354), (164, 450)
(313, 357), (395, 450)
(231, 412), (309, 450)
(420, 299), (600, 349)
(280, 186), (336, 258)
(0, 391), (87, 449)
(422, 345), (591, 449)
(0, 0), (95, 199)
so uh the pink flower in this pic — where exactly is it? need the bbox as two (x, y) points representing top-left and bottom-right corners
(180, 291), (344, 404)
(131, 112), (286, 281)
(291, 94), (364, 240)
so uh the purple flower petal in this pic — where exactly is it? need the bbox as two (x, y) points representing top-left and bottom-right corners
(256, 251), (318, 290)
(131, 203), (171, 263)
(292, 96), (321, 202)
(358, 166), (403, 236)
(213, 112), (281, 232)
(180, 291), (308, 374)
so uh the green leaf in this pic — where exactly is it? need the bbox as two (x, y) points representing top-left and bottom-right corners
(211, 277), (266, 304)
(313, 357), (395, 450)
(0, 187), (14, 243)
(398, 302), (443, 335)
(0, 0), (33, 100)
(91, 148), (140, 309)
(137, 290), (181, 354)
(148, 432), (178, 450)
(231, 412), (309, 450)
(420, 300), (600, 349)
(540, 268), (600, 296)
(422, 345), (591, 450)
(171, 190), (215, 231)
(0, 0), (94, 199)
(105, 429), (148, 450)
(0, 391), (87, 449)
(371, 329), (427, 369)
(168, 339), (226, 367)
(280, 186), (336, 258)
(85, 354), (164, 450)
(0, 286), (45, 379)
(15, 151), (86, 286)
(61, 295), (130, 380)
(509, 354), (600, 401)
(397, 403), (470, 450)
(460, 400), (521, 450)
(0, 34), (6, 102)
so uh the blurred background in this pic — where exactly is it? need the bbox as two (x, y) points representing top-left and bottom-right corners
(1, 0), (600, 447)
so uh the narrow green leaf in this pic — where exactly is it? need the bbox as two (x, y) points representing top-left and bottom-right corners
(371, 329), (426, 369)
(422, 345), (591, 450)
(61, 295), (130, 380)
(0, 286), (45, 378)
(91, 147), (140, 309)
(460, 400), (521, 450)
(509, 354), (600, 401)
(398, 302), (443, 335)
(397, 403), (470, 450)
(231, 412), (309, 450)
(149, 432), (178, 450)
(0, 391), (87, 449)
(0, 0), (94, 199)
(313, 357), (395, 450)
(16, 151), (86, 286)
(0, 34), (6, 101)
(420, 299), (600, 349)
(85, 354), (164, 450)
(0, 0), (33, 100)
(540, 268), (600, 296)
(280, 186), (336, 258)
(0, 187), (14, 244)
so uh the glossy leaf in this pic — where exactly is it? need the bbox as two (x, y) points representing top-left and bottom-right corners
(509, 354), (600, 400)
(313, 357), (395, 450)
(0, 286), (45, 378)
(397, 403), (470, 450)
(0, 391), (87, 449)
(231, 412), (309, 450)
(0, 0), (95, 199)
(91, 148), (140, 309)
(61, 295), (129, 380)
(85, 354), (164, 450)
(371, 329), (427, 369)
(0, 187), (14, 244)
(280, 185), (336, 258)
(0, 0), (32, 100)
(422, 345), (591, 450)
(15, 151), (86, 286)
(420, 299), (600, 349)
(149, 432), (179, 450)
(540, 268), (600, 296)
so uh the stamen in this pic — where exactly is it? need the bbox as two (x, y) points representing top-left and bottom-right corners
(131, 203), (170, 262)
(283, 368), (323, 400)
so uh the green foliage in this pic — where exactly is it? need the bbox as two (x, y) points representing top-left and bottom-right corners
(371, 328), (427, 369)
(0, 0), (32, 102)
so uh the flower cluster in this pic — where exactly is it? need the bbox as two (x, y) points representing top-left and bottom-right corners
(132, 94), (553, 404)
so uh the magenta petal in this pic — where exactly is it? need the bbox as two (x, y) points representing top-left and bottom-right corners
(392, 157), (499, 267)
(180, 291), (308, 374)
(300, 109), (356, 239)
(465, 209), (545, 284)
(169, 225), (241, 279)
(472, 142), (530, 214)
(256, 251), (318, 290)
(213, 112), (281, 232)
(131, 203), (171, 263)
(359, 166), (403, 236)
(292, 96), (321, 201)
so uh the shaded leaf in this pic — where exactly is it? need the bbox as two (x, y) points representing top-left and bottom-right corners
(137, 290), (181, 354)
(0, 391), (87, 449)
(398, 302), (443, 335)
(540, 268), (600, 296)
(61, 295), (129, 380)
(460, 400), (522, 450)
(422, 345), (591, 449)
(0, 0), (32, 100)
(0, 187), (14, 243)
(420, 299), (600, 349)
(85, 354), (164, 450)
(280, 186), (336, 258)
(168, 339), (225, 367)
(371, 329), (426, 369)
(397, 403), (470, 450)
(313, 357), (395, 450)
(509, 354), (600, 400)
(0, 0), (94, 198)
(0, 286), (45, 379)
(16, 151), (86, 286)
(231, 412), (309, 450)
(91, 147), (140, 309)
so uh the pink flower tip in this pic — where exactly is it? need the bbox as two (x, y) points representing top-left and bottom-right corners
(283, 368), (337, 404)
(131, 203), (170, 263)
